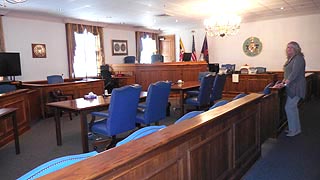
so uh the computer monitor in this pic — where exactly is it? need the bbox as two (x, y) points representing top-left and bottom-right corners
(208, 63), (219, 74)
(182, 53), (192, 61)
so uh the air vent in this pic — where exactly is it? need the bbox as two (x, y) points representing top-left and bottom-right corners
(155, 13), (171, 17)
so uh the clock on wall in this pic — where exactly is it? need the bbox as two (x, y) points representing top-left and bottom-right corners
(243, 37), (262, 57)
(32, 43), (47, 58)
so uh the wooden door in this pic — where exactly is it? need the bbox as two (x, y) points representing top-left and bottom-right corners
(159, 35), (176, 62)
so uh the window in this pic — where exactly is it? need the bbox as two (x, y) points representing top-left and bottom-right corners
(73, 29), (102, 78)
(140, 35), (156, 64)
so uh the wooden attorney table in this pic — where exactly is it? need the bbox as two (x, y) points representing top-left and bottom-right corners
(22, 79), (104, 118)
(171, 81), (200, 116)
(47, 92), (147, 153)
(0, 89), (30, 149)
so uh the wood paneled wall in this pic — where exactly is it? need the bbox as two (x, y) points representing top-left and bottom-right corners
(40, 93), (264, 180)
(0, 89), (30, 147)
(112, 62), (208, 90)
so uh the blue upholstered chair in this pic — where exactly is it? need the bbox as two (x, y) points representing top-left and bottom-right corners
(17, 151), (98, 180)
(0, 84), (16, 94)
(233, 93), (247, 100)
(210, 74), (227, 105)
(89, 85), (142, 149)
(151, 54), (164, 63)
(124, 56), (136, 64)
(198, 71), (214, 81)
(184, 74), (215, 110)
(209, 100), (229, 110)
(136, 81), (171, 125)
(47, 75), (64, 84)
(262, 82), (274, 95)
(174, 111), (204, 124)
(116, 125), (166, 146)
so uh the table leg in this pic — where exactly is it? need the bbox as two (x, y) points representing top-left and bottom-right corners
(54, 108), (62, 146)
(80, 111), (89, 153)
(11, 112), (20, 154)
(180, 90), (184, 117)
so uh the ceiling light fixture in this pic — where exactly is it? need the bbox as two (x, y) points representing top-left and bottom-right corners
(1, 0), (27, 7)
(204, 14), (241, 37)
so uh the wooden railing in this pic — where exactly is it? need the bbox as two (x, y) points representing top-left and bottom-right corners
(21, 79), (104, 118)
(40, 93), (264, 180)
(111, 62), (208, 90)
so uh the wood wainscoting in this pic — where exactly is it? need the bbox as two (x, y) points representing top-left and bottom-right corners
(112, 61), (208, 90)
(0, 89), (30, 148)
(40, 93), (264, 180)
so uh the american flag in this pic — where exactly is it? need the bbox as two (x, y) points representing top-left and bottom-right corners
(191, 35), (197, 61)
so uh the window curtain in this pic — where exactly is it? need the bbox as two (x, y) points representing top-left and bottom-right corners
(135, 31), (159, 63)
(65, 23), (105, 78)
(0, 16), (5, 52)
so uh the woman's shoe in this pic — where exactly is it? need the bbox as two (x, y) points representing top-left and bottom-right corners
(286, 130), (301, 137)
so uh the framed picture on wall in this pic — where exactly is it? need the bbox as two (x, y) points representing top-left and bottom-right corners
(112, 40), (128, 56)
(32, 43), (47, 58)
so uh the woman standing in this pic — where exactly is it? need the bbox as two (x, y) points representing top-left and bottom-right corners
(283, 41), (306, 137)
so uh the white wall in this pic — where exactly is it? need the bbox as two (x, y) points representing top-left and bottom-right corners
(103, 29), (136, 64)
(175, 14), (320, 71)
(3, 13), (320, 81)
(3, 16), (69, 81)
(3, 16), (138, 81)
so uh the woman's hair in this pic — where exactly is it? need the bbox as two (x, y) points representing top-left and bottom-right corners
(287, 41), (304, 59)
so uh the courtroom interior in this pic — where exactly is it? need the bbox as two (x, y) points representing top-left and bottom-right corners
(0, 0), (320, 179)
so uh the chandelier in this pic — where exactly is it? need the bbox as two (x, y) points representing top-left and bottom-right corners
(1, 0), (27, 7)
(204, 14), (241, 37)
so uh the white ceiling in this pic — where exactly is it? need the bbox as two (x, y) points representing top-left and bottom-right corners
(1, 0), (320, 32)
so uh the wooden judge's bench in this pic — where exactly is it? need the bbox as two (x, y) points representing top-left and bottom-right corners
(111, 61), (208, 90)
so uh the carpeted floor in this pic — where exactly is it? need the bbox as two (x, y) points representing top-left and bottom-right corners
(243, 98), (320, 180)
(1, 98), (320, 180)
(0, 97), (181, 180)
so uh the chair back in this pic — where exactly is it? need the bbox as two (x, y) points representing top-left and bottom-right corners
(124, 56), (136, 64)
(106, 85), (141, 136)
(210, 74), (227, 103)
(116, 125), (166, 147)
(174, 111), (203, 124)
(209, 100), (229, 110)
(17, 151), (98, 180)
(151, 54), (164, 63)
(0, 84), (16, 94)
(143, 81), (171, 124)
(198, 71), (215, 81)
(47, 75), (64, 84)
(263, 82), (274, 95)
(233, 93), (247, 100)
(197, 74), (215, 106)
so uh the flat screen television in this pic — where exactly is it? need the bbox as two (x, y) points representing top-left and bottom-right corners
(0, 52), (22, 76)
(182, 53), (192, 61)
